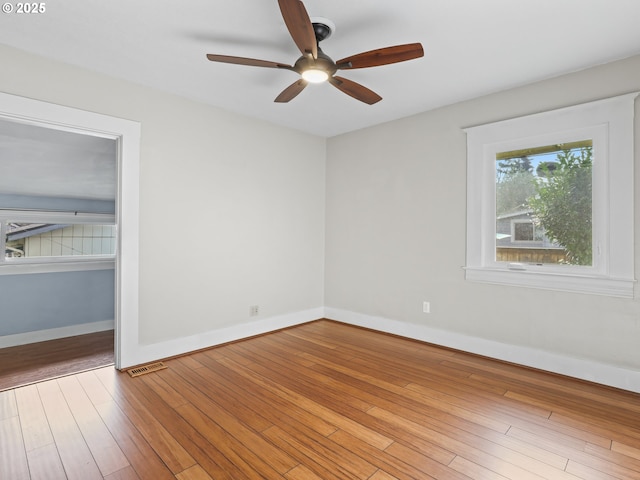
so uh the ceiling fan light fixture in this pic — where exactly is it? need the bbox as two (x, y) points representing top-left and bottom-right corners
(206, 0), (425, 104)
(301, 68), (329, 83)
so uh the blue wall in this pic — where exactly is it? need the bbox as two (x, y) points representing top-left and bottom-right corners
(1, 194), (116, 337)
(0, 269), (115, 336)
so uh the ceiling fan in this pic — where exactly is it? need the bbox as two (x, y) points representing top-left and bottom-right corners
(206, 0), (424, 105)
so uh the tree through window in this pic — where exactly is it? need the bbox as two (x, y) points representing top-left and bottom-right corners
(495, 141), (592, 265)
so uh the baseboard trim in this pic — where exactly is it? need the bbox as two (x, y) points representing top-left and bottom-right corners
(325, 307), (640, 394)
(0, 319), (115, 349)
(119, 307), (325, 369)
(115, 305), (640, 393)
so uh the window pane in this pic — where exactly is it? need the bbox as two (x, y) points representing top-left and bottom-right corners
(514, 222), (534, 241)
(5, 222), (115, 258)
(495, 141), (592, 265)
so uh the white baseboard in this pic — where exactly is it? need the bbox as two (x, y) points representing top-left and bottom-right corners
(119, 307), (325, 369)
(115, 305), (640, 393)
(325, 307), (640, 394)
(0, 319), (114, 349)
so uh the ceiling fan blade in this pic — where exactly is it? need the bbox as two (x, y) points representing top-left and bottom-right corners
(278, 0), (318, 59)
(206, 54), (293, 69)
(329, 76), (382, 105)
(336, 43), (424, 69)
(274, 79), (308, 103)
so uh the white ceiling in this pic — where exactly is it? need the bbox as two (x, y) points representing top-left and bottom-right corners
(0, 118), (117, 201)
(1, 0), (640, 138)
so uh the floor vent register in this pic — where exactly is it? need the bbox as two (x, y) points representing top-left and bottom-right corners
(126, 361), (168, 377)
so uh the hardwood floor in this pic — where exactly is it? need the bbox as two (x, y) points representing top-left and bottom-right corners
(0, 330), (114, 391)
(2, 319), (640, 479)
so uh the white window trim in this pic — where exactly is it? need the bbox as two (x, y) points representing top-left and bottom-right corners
(0, 209), (116, 275)
(464, 93), (637, 297)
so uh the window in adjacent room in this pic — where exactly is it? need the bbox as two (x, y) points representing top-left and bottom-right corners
(0, 211), (116, 274)
(464, 93), (637, 297)
(4, 220), (115, 259)
(0, 115), (118, 275)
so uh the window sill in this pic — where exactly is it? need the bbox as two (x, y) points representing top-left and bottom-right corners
(464, 266), (635, 298)
(0, 258), (115, 275)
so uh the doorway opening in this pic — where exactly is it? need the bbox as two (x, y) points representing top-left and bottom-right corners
(0, 92), (141, 386)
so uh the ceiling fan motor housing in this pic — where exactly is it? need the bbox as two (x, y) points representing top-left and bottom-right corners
(294, 48), (337, 76)
(312, 22), (332, 42)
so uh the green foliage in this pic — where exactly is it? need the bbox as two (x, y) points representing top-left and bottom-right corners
(496, 170), (536, 215)
(497, 156), (532, 180)
(496, 156), (536, 216)
(528, 148), (592, 265)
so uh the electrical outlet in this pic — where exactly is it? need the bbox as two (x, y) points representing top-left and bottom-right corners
(249, 305), (259, 317)
(423, 301), (430, 314)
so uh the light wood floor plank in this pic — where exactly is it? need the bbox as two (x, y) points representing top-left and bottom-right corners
(57, 374), (130, 477)
(0, 388), (18, 419)
(14, 384), (53, 452)
(36, 379), (103, 480)
(75, 369), (115, 407)
(103, 465), (141, 480)
(565, 459), (623, 480)
(0, 415), (30, 480)
(14, 384), (67, 479)
(25, 443), (67, 480)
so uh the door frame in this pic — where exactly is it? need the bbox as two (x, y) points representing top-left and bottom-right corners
(0, 92), (140, 369)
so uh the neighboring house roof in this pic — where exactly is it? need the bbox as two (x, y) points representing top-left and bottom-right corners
(496, 209), (533, 220)
(6, 224), (68, 242)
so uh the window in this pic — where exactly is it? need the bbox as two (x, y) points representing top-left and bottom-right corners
(0, 210), (115, 275)
(512, 220), (537, 242)
(465, 93), (637, 297)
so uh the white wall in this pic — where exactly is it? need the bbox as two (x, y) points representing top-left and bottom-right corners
(325, 54), (640, 390)
(3, 41), (640, 391)
(0, 44), (326, 359)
